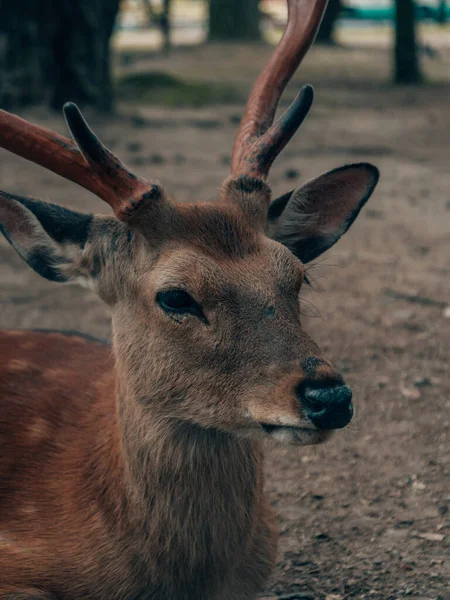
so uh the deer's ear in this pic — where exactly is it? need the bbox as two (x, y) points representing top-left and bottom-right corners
(268, 163), (379, 263)
(0, 192), (94, 282)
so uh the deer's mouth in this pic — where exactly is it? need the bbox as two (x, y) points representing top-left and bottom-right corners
(259, 423), (331, 446)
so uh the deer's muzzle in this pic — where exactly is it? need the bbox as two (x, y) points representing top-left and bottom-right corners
(299, 384), (354, 430)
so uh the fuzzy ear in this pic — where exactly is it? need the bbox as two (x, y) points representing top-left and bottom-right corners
(0, 192), (93, 282)
(268, 163), (379, 263)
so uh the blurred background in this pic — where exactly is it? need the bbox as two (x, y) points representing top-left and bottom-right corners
(0, 0), (449, 110)
(0, 1), (449, 599)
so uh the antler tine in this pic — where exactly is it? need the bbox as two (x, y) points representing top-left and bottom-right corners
(0, 104), (159, 221)
(231, 0), (329, 179)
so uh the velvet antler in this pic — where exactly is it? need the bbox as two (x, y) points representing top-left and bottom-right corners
(231, 0), (329, 179)
(0, 103), (161, 220)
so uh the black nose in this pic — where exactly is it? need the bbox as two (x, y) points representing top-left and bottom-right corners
(300, 385), (353, 430)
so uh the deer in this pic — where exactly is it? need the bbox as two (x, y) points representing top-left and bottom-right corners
(0, 1), (379, 598)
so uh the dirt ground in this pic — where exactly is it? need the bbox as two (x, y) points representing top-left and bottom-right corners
(1, 42), (449, 599)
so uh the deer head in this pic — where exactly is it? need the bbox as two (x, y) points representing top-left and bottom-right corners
(0, 0), (378, 446)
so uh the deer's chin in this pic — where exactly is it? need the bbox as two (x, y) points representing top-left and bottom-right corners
(258, 424), (333, 446)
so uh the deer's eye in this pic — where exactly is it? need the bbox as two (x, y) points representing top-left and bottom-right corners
(156, 290), (204, 319)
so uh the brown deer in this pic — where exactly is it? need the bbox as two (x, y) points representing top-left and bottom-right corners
(0, 1), (379, 598)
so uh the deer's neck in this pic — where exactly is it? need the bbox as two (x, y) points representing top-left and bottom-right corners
(99, 375), (263, 587)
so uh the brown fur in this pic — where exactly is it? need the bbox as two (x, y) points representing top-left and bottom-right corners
(0, 197), (345, 600)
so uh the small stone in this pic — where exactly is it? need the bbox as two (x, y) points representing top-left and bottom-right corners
(416, 532), (445, 542)
(443, 306), (450, 319)
(412, 480), (426, 490)
(414, 376), (432, 388)
(401, 386), (421, 400)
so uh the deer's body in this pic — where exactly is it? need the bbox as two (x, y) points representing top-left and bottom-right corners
(0, 1), (380, 597)
(0, 330), (275, 599)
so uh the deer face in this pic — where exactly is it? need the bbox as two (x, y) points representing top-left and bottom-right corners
(0, 162), (378, 445)
(119, 216), (336, 445)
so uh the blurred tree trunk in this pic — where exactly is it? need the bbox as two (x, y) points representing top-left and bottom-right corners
(142, 0), (157, 25)
(0, 0), (120, 112)
(316, 0), (341, 45)
(208, 0), (261, 42)
(142, 0), (171, 53)
(394, 0), (422, 84)
(437, 1), (447, 24)
(161, 0), (172, 54)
